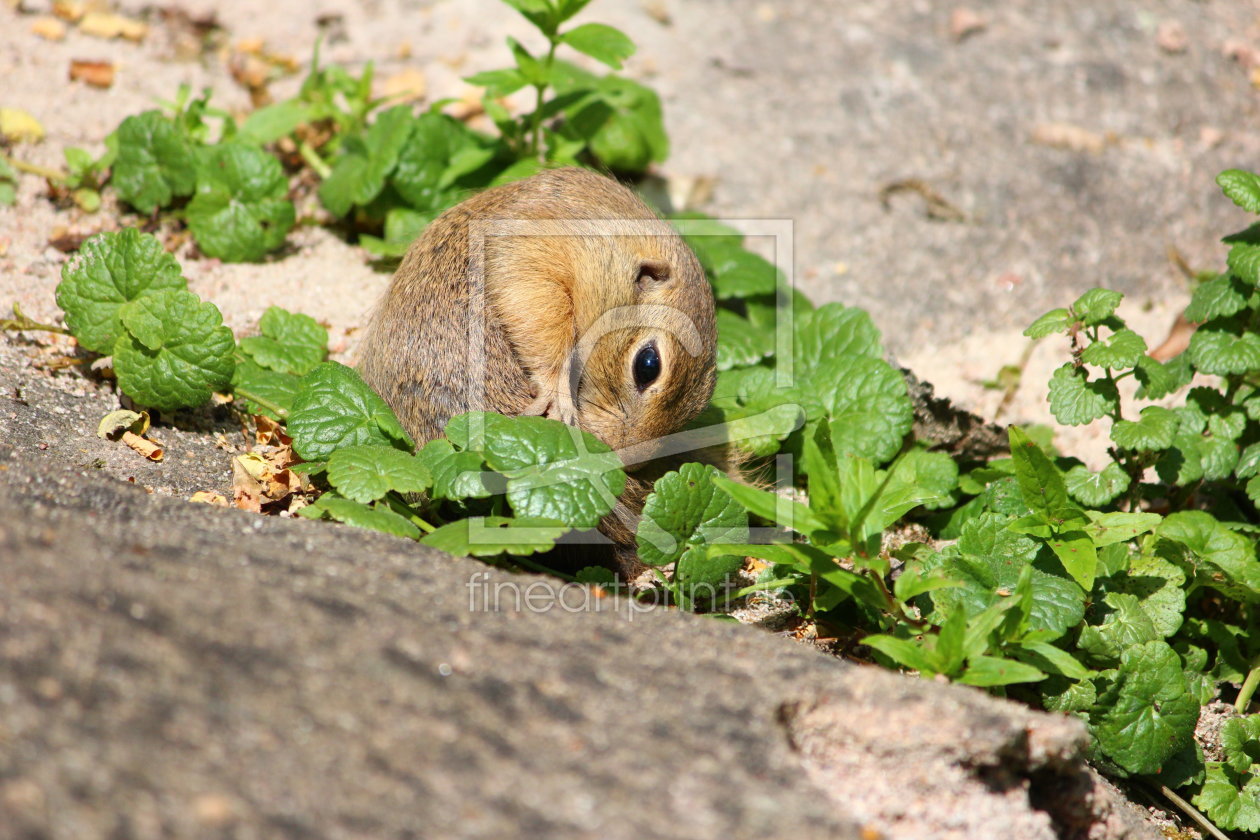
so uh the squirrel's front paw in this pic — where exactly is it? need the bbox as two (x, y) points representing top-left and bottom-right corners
(520, 389), (579, 427)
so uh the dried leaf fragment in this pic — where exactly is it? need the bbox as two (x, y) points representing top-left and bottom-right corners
(31, 17), (68, 41)
(1031, 122), (1110, 154)
(189, 490), (229, 506)
(122, 430), (163, 461)
(949, 8), (986, 42)
(1156, 20), (1187, 55)
(79, 11), (149, 42)
(377, 68), (427, 103)
(97, 408), (150, 439)
(0, 108), (45, 144)
(69, 59), (116, 89)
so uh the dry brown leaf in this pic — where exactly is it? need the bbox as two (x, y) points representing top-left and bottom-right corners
(949, 8), (986, 42)
(97, 409), (149, 439)
(52, 0), (87, 22)
(377, 68), (427, 103)
(642, 0), (671, 25)
(48, 225), (95, 252)
(31, 17), (68, 41)
(122, 430), (163, 461)
(189, 491), (229, 507)
(1031, 122), (1109, 154)
(79, 11), (148, 42)
(253, 414), (290, 447)
(1156, 20), (1187, 54)
(0, 108), (45, 144)
(69, 59), (116, 89)
(232, 456), (264, 512)
(1151, 312), (1195, 362)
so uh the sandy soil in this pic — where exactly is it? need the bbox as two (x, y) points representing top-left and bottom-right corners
(0, 0), (1246, 467)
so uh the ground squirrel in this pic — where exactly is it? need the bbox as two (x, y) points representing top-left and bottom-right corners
(356, 167), (718, 568)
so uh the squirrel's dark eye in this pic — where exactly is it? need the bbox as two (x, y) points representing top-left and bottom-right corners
(633, 343), (661, 391)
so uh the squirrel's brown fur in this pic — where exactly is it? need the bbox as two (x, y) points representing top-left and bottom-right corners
(356, 167), (718, 572)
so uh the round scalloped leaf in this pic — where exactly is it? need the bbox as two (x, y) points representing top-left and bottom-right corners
(1187, 325), (1260, 375)
(1218, 169), (1260, 213)
(416, 439), (494, 501)
(716, 308), (773, 370)
(636, 462), (748, 568)
(814, 355), (912, 463)
(1185, 274), (1250, 323)
(238, 306), (329, 376)
(445, 412), (626, 529)
(319, 105), (413, 217)
(288, 362), (414, 461)
(1080, 328), (1146, 369)
(111, 111), (196, 214)
(55, 228), (187, 354)
(1193, 762), (1260, 832)
(1064, 462), (1130, 506)
(1110, 406), (1178, 451)
(112, 290), (234, 413)
(795, 303), (883, 362)
(1024, 308), (1074, 339)
(187, 142), (295, 262)
(1071, 288), (1123, 325)
(326, 445), (433, 503)
(1047, 363), (1119, 426)
(1095, 641), (1198, 775)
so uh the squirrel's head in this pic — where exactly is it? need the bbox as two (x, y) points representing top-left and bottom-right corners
(566, 224), (716, 461)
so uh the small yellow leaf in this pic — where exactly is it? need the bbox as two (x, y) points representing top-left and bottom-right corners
(0, 108), (45, 144)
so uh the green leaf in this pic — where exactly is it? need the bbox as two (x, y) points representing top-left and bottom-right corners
(1185, 273), (1250, 323)
(1064, 462), (1130, 506)
(318, 105), (414, 217)
(1237, 441), (1260, 479)
(816, 356), (913, 463)
(238, 306), (328, 376)
(1078, 593), (1161, 663)
(55, 228), (187, 354)
(706, 244), (779, 299)
(446, 412), (626, 529)
(421, 516), (567, 557)
(1083, 511), (1161, 547)
(1047, 363), (1119, 426)
(1187, 324), (1260, 375)
(712, 474), (828, 536)
(675, 547), (745, 595)
(111, 111), (196, 213)
(299, 495), (419, 540)
(1225, 224), (1260, 286)
(1094, 641), (1198, 775)
(715, 309), (773, 370)
(552, 63), (667, 172)
(391, 113), (477, 209)
(1110, 405), (1178, 451)
(464, 68), (530, 97)
(1041, 676), (1096, 713)
(795, 303), (883, 361)
(1047, 530), (1098, 595)
(288, 362), (415, 461)
(1072, 288), (1123, 325)
(862, 634), (939, 675)
(1218, 168), (1260, 213)
(636, 463), (748, 567)
(112, 290), (235, 413)
(416, 439), (494, 500)
(958, 655), (1046, 687)
(1221, 716), (1260, 773)
(1159, 511), (1260, 602)
(1134, 354), (1187, 401)
(560, 23), (635, 69)
(238, 99), (315, 145)
(231, 358), (300, 420)
(326, 445), (432, 503)
(1080, 328), (1146, 369)
(1194, 762), (1260, 832)
(1024, 308), (1074, 339)
(187, 142), (295, 261)
(1008, 426), (1081, 527)
(928, 513), (1086, 640)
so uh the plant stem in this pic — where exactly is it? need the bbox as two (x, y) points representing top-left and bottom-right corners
(299, 141), (332, 179)
(1, 303), (67, 334)
(1236, 658), (1260, 713)
(232, 387), (289, 419)
(530, 40), (558, 160)
(1, 152), (66, 182)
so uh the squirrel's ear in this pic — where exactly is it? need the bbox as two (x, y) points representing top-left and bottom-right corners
(636, 260), (671, 289)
